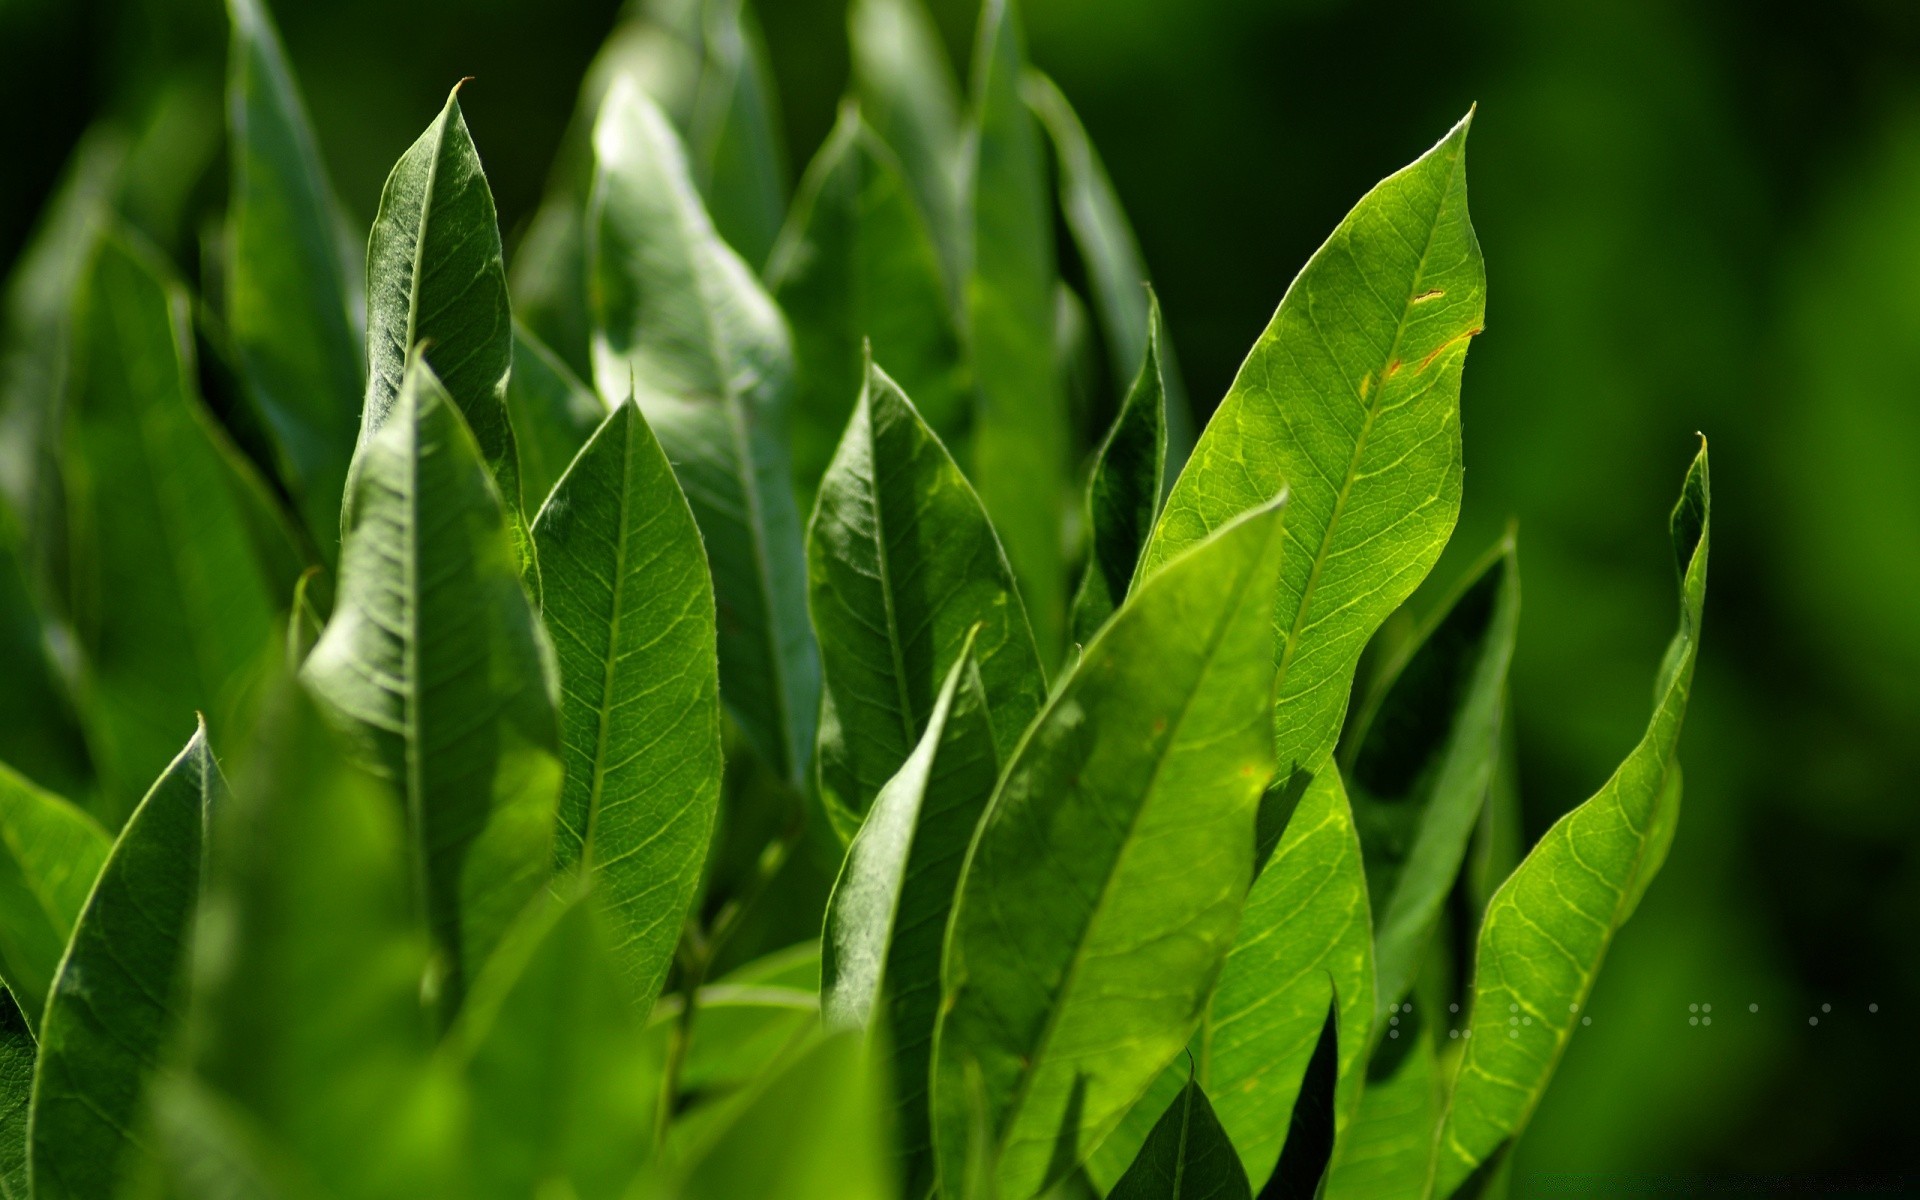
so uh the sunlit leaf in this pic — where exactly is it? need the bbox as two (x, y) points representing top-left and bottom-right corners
(1321, 1009), (1439, 1200)
(0, 764), (109, 1025)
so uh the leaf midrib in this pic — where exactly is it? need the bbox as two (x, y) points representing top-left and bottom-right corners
(578, 415), (635, 868)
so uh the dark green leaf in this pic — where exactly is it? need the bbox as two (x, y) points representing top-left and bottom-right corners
(768, 103), (970, 500)
(821, 635), (998, 1197)
(0, 764), (109, 1025)
(531, 401), (722, 1007)
(931, 496), (1288, 1199)
(689, 0), (788, 269)
(0, 541), (90, 799)
(966, 0), (1067, 662)
(1322, 1007), (1439, 1200)
(303, 355), (562, 1016)
(506, 322), (607, 514)
(1068, 295), (1169, 647)
(224, 0), (364, 559)
(588, 81), (818, 786)
(807, 362), (1043, 837)
(1433, 445), (1710, 1195)
(0, 986), (32, 1199)
(30, 725), (218, 1200)
(1260, 996), (1339, 1199)
(1109, 1078), (1251, 1200)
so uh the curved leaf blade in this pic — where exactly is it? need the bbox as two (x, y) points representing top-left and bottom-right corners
(507, 322), (608, 514)
(1109, 1077), (1251, 1200)
(1321, 1010), (1439, 1200)
(532, 401), (723, 1008)
(0, 765), (109, 1025)
(0, 987), (32, 1199)
(1433, 445), (1710, 1194)
(689, 0), (788, 269)
(808, 362), (1043, 837)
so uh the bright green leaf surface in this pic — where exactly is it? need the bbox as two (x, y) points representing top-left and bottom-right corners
(508, 322), (608, 513)
(1321, 1010), (1439, 1200)
(224, 0), (364, 558)
(931, 497), (1288, 1199)
(1068, 296), (1168, 647)
(1434, 446), (1710, 1195)
(532, 401), (722, 1008)
(30, 725), (218, 1200)
(63, 231), (278, 822)
(455, 888), (658, 1200)
(1344, 537), (1518, 1010)
(0, 765), (108, 1025)
(0, 987), (32, 1199)
(1142, 114), (1485, 784)
(822, 636), (998, 1197)
(1109, 1077), (1251, 1200)
(769, 104), (970, 500)
(966, 0), (1067, 663)
(688, 0), (788, 269)
(808, 362), (1042, 836)
(303, 356), (561, 1016)
(589, 81), (818, 786)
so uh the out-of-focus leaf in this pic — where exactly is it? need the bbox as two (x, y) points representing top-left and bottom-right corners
(588, 82), (818, 786)
(1434, 446), (1710, 1195)
(1141, 114), (1485, 784)
(455, 888), (658, 1200)
(849, 0), (967, 294)
(1024, 75), (1193, 469)
(0, 542), (89, 799)
(507, 322), (607, 513)
(532, 401), (722, 1008)
(63, 231), (277, 822)
(0, 764), (108, 1025)
(822, 636), (997, 1197)
(186, 683), (459, 1200)
(1322, 1007), (1439, 1200)
(965, 0), (1067, 663)
(1343, 537), (1518, 1010)
(303, 356), (561, 1018)
(224, 0), (363, 559)
(0, 986), (32, 1199)
(768, 104), (969, 500)
(30, 725), (218, 1200)
(807, 363), (1042, 838)
(1068, 296), (1168, 647)
(931, 497), (1288, 1199)
(139, 1077), (322, 1200)
(1055, 283), (1098, 461)
(1108, 1077), (1251, 1200)
(689, 0), (788, 269)
(364, 85), (526, 558)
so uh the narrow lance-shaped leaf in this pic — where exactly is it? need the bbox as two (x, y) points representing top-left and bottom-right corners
(1109, 1076), (1252, 1200)
(966, 0), (1068, 662)
(364, 84), (528, 559)
(588, 81), (818, 786)
(769, 103), (971, 500)
(1434, 444), (1711, 1195)
(224, 0), (364, 558)
(0, 765), (109, 1025)
(303, 355), (562, 1018)
(531, 400), (723, 1008)
(931, 496), (1289, 1199)
(1069, 294), (1169, 647)
(1141, 113), (1485, 784)
(689, 0), (788, 269)
(0, 987), (32, 1199)
(1025, 74), (1194, 469)
(1321, 1007), (1440, 1200)
(809, 361), (1044, 839)
(29, 725), (219, 1200)
(507, 322), (609, 514)
(821, 634), (998, 1198)
(1343, 535), (1518, 1010)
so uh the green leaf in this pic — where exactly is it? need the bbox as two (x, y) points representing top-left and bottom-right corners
(531, 400), (723, 1008)
(821, 634), (998, 1197)
(847, 0), (967, 295)
(0, 764), (109, 1025)
(303, 355), (562, 1017)
(0, 541), (90, 800)
(768, 103), (970, 501)
(186, 683), (459, 1200)
(30, 725), (218, 1200)
(807, 362), (1043, 837)
(931, 496), (1288, 1199)
(0, 987), (32, 1200)
(1141, 113), (1485, 783)
(1322, 1010), (1439, 1200)
(1068, 296), (1169, 647)
(1024, 74), (1194, 470)
(224, 0), (364, 559)
(364, 85), (527, 553)
(689, 0), (789, 270)
(966, 0), (1067, 663)
(588, 81), (818, 786)
(63, 230), (278, 822)
(1343, 536), (1518, 1010)
(507, 321), (608, 514)
(1433, 444), (1710, 1195)
(454, 887), (659, 1200)
(1108, 1078), (1251, 1200)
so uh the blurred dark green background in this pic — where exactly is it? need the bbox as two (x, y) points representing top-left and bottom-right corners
(4, 0), (1915, 1180)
